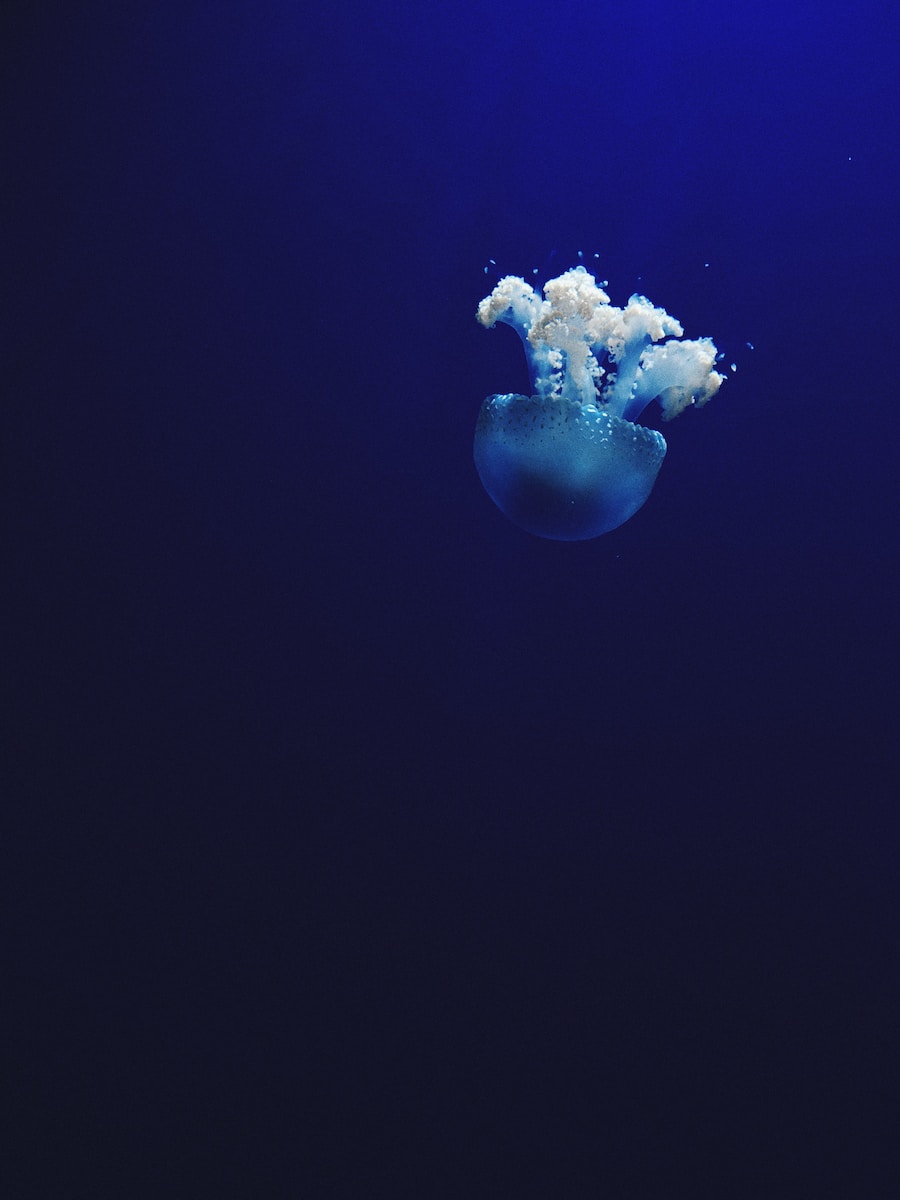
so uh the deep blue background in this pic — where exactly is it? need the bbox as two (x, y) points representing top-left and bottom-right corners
(5, 0), (899, 1194)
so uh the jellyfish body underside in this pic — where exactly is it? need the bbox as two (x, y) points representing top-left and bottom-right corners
(474, 392), (666, 541)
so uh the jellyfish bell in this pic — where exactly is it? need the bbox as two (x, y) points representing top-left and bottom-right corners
(474, 266), (725, 540)
(474, 392), (666, 541)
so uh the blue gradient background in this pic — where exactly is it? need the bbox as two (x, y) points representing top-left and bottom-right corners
(5, 1), (899, 1193)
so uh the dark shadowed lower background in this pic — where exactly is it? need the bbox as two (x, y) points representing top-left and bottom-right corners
(4, 0), (899, 1194)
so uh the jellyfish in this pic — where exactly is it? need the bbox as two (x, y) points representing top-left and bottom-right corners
(474, 266), (726, 539)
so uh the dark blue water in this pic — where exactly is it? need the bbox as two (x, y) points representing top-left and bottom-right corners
(5, 1), (898, 1193)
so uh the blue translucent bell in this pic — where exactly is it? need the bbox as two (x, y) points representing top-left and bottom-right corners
(475, 393), (666, 541)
